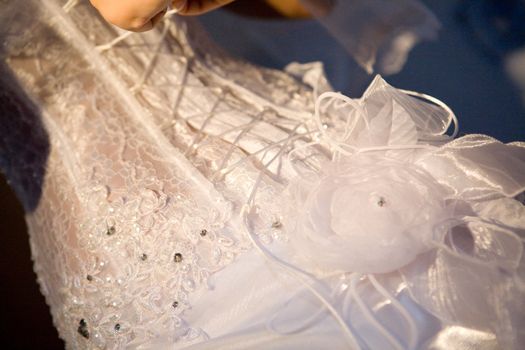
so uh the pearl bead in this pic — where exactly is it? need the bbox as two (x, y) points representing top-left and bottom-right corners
(183, 279), (195, 292)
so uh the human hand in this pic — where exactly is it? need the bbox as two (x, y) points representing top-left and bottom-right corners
(89, 0), (235, 32)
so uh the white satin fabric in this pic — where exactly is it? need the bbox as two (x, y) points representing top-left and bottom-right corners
(0, 0), (524, 349)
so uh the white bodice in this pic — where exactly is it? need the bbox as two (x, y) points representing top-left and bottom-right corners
(1, 1), (524, 349)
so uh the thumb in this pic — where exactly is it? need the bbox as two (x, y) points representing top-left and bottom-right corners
(172, 0), (236, 15)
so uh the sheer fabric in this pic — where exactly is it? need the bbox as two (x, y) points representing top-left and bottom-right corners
(300, 0), (440, 74)
(0, 0), (524, 349)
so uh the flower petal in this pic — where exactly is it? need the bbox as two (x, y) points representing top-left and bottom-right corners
(419, 135), (525, 198)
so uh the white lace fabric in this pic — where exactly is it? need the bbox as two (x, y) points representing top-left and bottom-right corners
(1, 1), (524, 349)
(1, 0), (316, 347)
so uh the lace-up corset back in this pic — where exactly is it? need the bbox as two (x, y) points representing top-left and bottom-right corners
(0, 0), (321, 347)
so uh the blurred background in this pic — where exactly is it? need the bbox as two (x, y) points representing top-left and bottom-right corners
(200, 0), (525, 141)
(1, 0), (524, 348)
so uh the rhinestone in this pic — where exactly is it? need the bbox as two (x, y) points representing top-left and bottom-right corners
(114, 323), (121, 331)
(172, 301), (179, 308)
(174, 253), (183, 263)
(86, 275), (93, 281)
(78, 319), (90, 339)
(377, 197), (386, 207)
(200, 229), (207, 237)
(140, 253), (148, 261)
(106, 226), (116, 236)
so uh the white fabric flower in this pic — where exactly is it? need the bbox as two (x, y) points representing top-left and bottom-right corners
(283, 76), (525, 348)
(287, 155), (448, 274)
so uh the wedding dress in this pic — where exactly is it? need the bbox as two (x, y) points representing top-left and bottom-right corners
(1, 0), (525, 349)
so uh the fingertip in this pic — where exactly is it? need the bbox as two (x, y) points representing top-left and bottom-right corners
(151, 8), (168, 27)
(129, 20), (154, 33)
